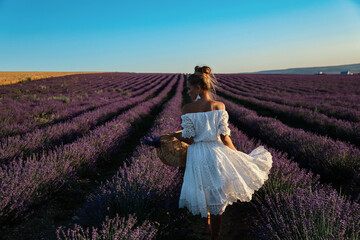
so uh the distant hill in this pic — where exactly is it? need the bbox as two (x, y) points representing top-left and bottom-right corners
(250, 63), (360, 74)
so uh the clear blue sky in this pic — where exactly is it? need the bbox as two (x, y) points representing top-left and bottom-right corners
(0, 0), (359, 73)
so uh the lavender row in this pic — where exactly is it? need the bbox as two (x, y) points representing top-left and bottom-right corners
(217, 74), (360, 111)
(252, 187), (360, 239)
(0, 75), (179, 225)
(216, 74), (360, 105)
(0, 74), (166, 138)
(0, 72), (148, 101)
(217, 83), (360, 146)
(0, 75), (172, 163)
(56, 75), (186, 239)
(217, 95), (360, 198)
(248, 74), (360, 109)
(0, 72), (161, 132)
(56, 214), (157, 240)
(227, 122), (360, 239)
(0, 72), (135, 136)
(0, 72), (127, 112)
(0, 74), (153, 140)
(218, 75), (360, 120)
(217, 76), (360, 123)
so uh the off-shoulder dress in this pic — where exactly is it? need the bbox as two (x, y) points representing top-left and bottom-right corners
(178, 109), (273, 217)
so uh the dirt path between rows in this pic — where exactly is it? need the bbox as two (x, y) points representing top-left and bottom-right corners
(173, 200), (259, 240)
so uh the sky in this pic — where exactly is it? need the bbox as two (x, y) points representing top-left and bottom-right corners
(0, 0), (360, 73)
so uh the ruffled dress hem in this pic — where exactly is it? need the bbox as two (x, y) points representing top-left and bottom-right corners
(179, 146), (272, 218)
(178, 110), (273, 218)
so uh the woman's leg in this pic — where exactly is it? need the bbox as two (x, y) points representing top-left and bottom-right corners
(202, 211), (211, 234)
(210, 213), (222, 240)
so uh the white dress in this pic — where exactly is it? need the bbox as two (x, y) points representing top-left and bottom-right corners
(178, 109), (273, 218)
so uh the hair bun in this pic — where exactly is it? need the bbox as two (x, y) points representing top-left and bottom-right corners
(188, 65), (218, 100)
(194, 65), (211, 75)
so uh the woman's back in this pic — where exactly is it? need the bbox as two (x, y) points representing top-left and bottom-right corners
(182, 100), (225, 115)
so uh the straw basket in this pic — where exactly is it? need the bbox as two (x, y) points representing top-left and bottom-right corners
(156, 130), (188, 167)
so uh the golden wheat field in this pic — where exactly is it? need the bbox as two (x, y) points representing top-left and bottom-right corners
(0, 71), (105, 86)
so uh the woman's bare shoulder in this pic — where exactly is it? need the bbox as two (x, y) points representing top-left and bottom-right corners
(212, 101), (226, 110)
(182, 101), (225, 114)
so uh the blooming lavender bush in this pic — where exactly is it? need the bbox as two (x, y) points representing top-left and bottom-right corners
(56, 213), (157, 240)
(78, 144), (183, 226)
(251, 187), (360, 240)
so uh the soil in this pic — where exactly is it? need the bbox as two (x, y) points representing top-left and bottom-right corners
(176, 201), (259, 240)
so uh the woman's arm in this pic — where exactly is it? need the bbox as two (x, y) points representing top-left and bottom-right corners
(172, 131), (194, 145)
(174, 104), (194, 145)
(220, 134), (237, 151)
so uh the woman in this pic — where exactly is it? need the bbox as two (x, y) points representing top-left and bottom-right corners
(173, 65), (273, 240)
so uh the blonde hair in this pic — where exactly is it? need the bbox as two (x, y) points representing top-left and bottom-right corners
(188, 65), (218, 99)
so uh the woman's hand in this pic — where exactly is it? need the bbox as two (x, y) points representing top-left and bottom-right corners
(173, 131), (194, 145)
(220, 134), (237, 151)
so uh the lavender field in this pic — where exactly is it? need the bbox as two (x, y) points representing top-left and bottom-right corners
(0, 73), (359, 240)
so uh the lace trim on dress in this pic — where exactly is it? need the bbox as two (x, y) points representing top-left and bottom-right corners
(218, 111), (231, 136)
(179, 164), (272, 217)
(179, 191), (250, 217)
(181, 115), (195, 138)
